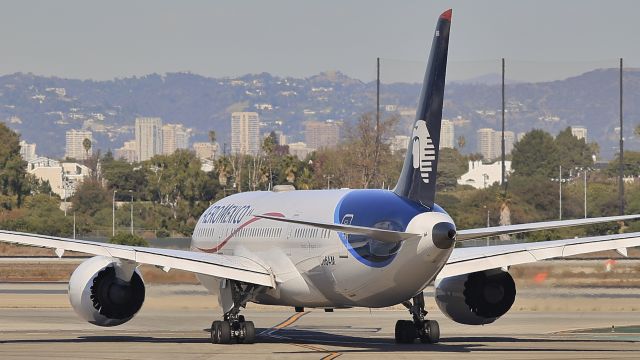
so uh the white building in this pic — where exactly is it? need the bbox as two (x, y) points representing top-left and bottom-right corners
(476, 128), (514, 160)
(65, 129), (93, 160)
(27, 157), (91, 199)
(162, 124), (190, 155)
(389, 135), (410, 154)
(457, 160), (512, 189)
(288, 142), (314, 160)
(19, 140), (37, 162)
(440, 119), (455, 149)
(231, 112), (260, 155)
(115, 140), (138, 163)
(571, 126), (588, 142)
(135, 117), (163, 161)
(193, 142), (218, 161)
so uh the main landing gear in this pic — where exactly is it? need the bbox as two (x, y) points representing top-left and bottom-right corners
(395, 292), (440, 344)
(211, 281), (258, 344)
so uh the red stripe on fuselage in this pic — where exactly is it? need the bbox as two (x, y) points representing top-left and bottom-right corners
(196, 212), (284, 253)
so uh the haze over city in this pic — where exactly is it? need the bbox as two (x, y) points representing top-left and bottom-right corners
(2, 0), (640, 82)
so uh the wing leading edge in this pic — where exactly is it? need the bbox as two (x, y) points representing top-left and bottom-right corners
(456, 214), (640, 241)
(439, 231), (640, 279)
(0, 230), (274, 287)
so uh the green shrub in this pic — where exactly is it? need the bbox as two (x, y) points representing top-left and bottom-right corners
(109, 233), (148, 247)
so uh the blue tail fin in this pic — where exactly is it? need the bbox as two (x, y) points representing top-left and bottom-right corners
(393, 9), (451, 208)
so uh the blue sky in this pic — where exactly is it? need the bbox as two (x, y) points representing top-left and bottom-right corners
(0, 0), (636, 82)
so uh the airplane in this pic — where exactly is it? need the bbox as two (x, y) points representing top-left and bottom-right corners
(2, 8), (640, 345)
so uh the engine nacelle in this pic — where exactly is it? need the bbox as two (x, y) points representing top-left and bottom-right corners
(434, 268), (516, 325)
(68, 256), (145, 327)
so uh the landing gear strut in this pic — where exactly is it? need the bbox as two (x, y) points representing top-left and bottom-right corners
(211, 281), (259, 344)
(395, 293), (440, 344)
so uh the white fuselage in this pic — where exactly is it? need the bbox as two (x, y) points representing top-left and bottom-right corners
(191, 189), (455, 308)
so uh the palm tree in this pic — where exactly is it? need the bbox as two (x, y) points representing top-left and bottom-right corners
(82, 138), (92, 158)
(457, 135), (466, 150)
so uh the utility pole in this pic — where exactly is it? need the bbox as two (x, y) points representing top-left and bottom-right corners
(73, 212), (76, 239)
(112, 190), (117, 237)
(130, 193), (134, 235)
(501, 58), (506, 193)
(559, 165), (562, 220)
(373, 57), (381, 187)
(619, 58), (625, 215)
(584, 169), (587, 218)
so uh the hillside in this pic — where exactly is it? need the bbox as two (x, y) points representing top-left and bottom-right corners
(0, 69), (638, 158)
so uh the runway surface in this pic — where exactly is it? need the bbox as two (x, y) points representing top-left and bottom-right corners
(1, 283), (639, 359)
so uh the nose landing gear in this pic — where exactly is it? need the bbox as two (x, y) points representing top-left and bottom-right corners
(395, 292), (440, 344)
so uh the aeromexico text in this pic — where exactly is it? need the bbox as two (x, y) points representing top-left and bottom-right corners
(200, 204), (253, 225)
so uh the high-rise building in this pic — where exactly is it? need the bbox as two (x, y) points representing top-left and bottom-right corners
(305, 121), (340, 149)
(135, 117), (163, 161)
(440, 119), (455, 149)
(231, 112), (260, 155)
(162, 124), (190, 155)
(19, 140), (37, 162)
(476, 128), (514, 160)
(477, 128), (495, 160)
(193, 142), (217, 161)
(571, 126), (588, 142)
(115, 140), (138, 163)
(65, 129), (93, 160)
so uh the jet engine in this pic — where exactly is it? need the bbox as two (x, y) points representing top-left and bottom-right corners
(68, 256), (145, 327)
(434, 269), (516, 325)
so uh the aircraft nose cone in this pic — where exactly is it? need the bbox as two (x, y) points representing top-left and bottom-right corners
(432, 222), (456, 249)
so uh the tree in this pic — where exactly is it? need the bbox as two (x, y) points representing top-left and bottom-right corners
(82, 138), (92, 158)
(109, 233), (148, 247)
(554, 127), (594, 174)
(511, 129), (558, 177)
(70, 179), (111, 217)
(0, 123), (28, 206)
(436, 148), (467, 191)
(457, 135), (466, 150)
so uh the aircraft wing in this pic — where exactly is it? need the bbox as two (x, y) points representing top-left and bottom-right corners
(0, 230), (274, 287)
(438, 231), (640, 279)
(456, 214), (640, 241)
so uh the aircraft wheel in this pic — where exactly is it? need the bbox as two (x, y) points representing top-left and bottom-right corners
(394, 320), (416, 344)
(217, 321), (232, 344)
(420, 320), (440, 344)
(243, 321), (256, 344)
(211, 320), (221, 344)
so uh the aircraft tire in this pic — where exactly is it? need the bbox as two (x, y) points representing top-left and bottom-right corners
(420, 320), (440, 344)
(243, 321), (256, 344)
(394, 320), (416, 344)
(211, 320), (221, 344)
(218, 321), (232, 344)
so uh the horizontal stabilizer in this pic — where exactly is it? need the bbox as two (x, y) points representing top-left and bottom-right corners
(255, 214), (422, 243)
(456, 214), (640, 241)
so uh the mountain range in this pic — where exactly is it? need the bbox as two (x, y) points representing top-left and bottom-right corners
(0, 68), (638, 159)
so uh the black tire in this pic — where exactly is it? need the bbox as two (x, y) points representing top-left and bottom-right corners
(422, 320), (440, 344)
(211, 320), (221, 344)
(218, 321), (232, 344)
(394, 320), (415, 344)
(243, 321), (256, 344)
(238, 315), (246, 323)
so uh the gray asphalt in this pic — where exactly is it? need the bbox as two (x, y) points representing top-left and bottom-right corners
(0, 284), (639, 359)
